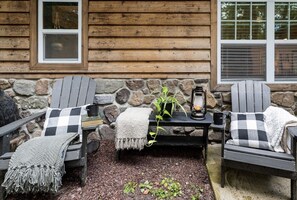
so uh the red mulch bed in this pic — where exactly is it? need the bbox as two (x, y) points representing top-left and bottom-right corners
(7, 140), (215, 200)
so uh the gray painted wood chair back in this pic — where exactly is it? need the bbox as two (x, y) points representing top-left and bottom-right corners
(231, 80), (270, 112)
(0, 76), (96, 199)
(221, 80), (297, 200)
(51, 76), (96, 109)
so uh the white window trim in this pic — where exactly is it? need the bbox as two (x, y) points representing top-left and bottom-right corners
(38, 0), (82, 64)
(218, 0), (297, 84)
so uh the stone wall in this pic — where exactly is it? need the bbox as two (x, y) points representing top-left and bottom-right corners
(1, 78), (297, 147)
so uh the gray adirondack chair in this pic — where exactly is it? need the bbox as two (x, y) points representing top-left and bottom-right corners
(221, 80), (297, 200)
(0, 76), (96, 198)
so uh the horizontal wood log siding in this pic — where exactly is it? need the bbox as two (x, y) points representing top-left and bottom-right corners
(0, 0), (212, 79)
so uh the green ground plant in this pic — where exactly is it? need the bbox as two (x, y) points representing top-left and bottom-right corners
(123, 177), (184, 199)
(123, 181), (138, 195)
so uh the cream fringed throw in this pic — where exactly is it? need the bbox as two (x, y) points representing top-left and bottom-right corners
(264, 106), (297, 153)
(2, 132), (78, 194)
(115, 107), (152, 150)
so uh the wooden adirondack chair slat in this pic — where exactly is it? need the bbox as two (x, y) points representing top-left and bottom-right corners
(245, 80), (254, 112)
(68, 76), (83, 107)
(50, 79), (63, 108)
(253, 81), (263, 112)
(59, 76), (73, 109)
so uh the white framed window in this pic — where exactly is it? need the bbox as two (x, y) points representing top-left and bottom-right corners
(218, 0), (297, 83)
(38, 0), (82, 64)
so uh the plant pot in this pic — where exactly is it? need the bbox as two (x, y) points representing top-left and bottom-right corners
(161, 103), (174, 118)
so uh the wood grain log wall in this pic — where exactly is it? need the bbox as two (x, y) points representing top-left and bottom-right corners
(0, 0), (213, 80)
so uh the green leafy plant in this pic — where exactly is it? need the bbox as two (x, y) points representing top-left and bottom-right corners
(139, 180), (153, 194)
(123, 181), (138, 195)
(190, 185), (204, 200)
(148, 86), (187, 146)
(138, 177), (183, 199)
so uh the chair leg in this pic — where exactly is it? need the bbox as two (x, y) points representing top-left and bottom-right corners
(116, 150), (121, 161)
(221, 164), (225, 188)
(80, 164), (87, 187)
(0, 171), (6, 200)
(291, 179), (296, 200)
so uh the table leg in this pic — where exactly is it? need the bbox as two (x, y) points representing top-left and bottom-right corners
(116, 150), (121, 161)
(203, 126), (209, 163)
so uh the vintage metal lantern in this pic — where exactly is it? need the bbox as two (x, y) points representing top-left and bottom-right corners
(190, 86), (206, 120)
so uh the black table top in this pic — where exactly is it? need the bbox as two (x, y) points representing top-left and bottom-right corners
(149, 112), (213, 126)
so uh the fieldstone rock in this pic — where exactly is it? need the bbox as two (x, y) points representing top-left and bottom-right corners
(26, 121), (38, 133)
(126, 79), (144, 91)
(119, 107), (128, 113)
(222, 92), (231, 103)
(8, 79), (15, 85)
(179, 79), (195, 96)
(128, 91), (144, 106)
(190, 129), (203, 136)
(87, 131), (100, 153)
(88, 131), (100, 141)
(94, 94), (114, 105)
(172, 126), (184, 134)
(143, 95), (155, 104)
(29, 96), (48, 109)
(272, 92), (295, 108)
(163, 79), (178, 94)
(10, 132), (28, 151)
(99, 124), (115, 140)
(183, 104), (191, 112)
(20, 110), (31, 118)
(213, 92), (221, 99)
(222, 104), (231, 111)
(103, 105), (120, 123)
(142, 88), (150, 95)
(0, 79), (11, 90)
(13, 80), (36, 96)
(282, 92), (295, 108)
(17, 96), (48, 109)
(147, 79), (161, 94)
(32, 130), (42, 138)
(4, 89), (16, 97)
(35, 79), (50, 95)
(116, 88), (130, 104)
(271, 92), (283, 105)
(207, 92), (217, 108)
(208, 129), (222, 141)
(175, 91), (186, 105)
(185, 127), (195, 133)
(95, 79), (124, 94)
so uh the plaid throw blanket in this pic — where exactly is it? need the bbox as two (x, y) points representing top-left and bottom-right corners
(2, 133), (78, 194)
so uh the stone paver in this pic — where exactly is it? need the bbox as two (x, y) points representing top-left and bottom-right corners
(207, 144), (290, 200)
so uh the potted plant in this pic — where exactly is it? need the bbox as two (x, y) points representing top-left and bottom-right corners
(148, 86), (187, 146)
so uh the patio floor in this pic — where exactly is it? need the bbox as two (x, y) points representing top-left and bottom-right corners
(206, 144), (291, 200)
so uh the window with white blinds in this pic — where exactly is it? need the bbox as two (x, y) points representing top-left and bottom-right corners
(275, 45), (297, 80)
(221, 44), (266, 81)
(218, 1), (297, 83)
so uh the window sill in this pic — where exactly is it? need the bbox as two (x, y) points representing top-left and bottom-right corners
(30, 63), (87, 71)
(212, 83), (297, 92)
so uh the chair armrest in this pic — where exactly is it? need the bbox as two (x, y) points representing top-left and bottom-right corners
(0, 111), (46, 138)
(288, 126), (297, 139)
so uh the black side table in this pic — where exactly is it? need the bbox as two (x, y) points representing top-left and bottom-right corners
(149, 112), (213, 162)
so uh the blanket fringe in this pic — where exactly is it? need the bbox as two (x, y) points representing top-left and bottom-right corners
(115, 138), (147, 150)
(2, 165), (64, 194)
